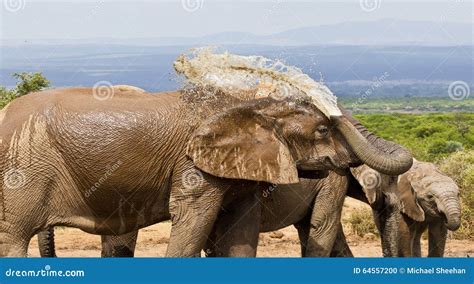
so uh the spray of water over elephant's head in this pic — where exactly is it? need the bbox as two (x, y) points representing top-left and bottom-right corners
(176, 48), (413, 179)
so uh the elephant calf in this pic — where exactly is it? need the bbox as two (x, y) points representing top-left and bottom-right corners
(396, 159), (461, 257)
(335, 160), (461, 257)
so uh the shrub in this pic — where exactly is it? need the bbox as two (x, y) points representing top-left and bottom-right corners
(428, 141), (464, 155)
(0, 86), (17, 109)
(415, 126), (438, 138)
(0, 72), (50, 109)
(12, 72), (50, 97)
(345, 208), (379, 238)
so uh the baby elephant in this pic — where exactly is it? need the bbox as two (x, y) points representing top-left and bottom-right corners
(344, 160), (461, 257)
(397, 160), (461, 257)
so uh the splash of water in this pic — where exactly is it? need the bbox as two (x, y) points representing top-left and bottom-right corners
(174, 47), (342, 117)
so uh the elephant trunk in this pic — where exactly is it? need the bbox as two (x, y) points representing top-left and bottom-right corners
(373, 191), (401, 257)
(438, 195), (461, 231)
(331, 108), (413, 175)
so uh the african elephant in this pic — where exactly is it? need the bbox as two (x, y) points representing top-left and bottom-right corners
(29, 96), (412, 256)
(38, 171), (350, 258)
(0, 86), (413, 257)
(202, 105), (412, 257)
(332, 160), (461, 257)
(396, 159), (461, 257)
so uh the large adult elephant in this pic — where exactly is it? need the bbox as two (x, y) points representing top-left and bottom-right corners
(37, 171), (350, 257)
(36, 105), (413, 257)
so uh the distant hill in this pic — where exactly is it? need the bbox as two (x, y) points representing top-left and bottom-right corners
(1, 44), (472, 95)
(1, 19), (472, 95)
(2, 19), (472, 47)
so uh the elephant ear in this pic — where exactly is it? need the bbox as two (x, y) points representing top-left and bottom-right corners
(398, 174), (425, 222)
(187, 105), (299, 184)
(350, 166), (378, 205)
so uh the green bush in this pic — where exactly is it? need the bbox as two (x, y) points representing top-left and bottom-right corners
(0, 72), (50, 109)
(355, 113), (474, 162)
(415, 126), (439, 138)
(346, 208), (379, 238)
(429, 140), (464, 155)
(0, 86), (17, 109)
(439, 150), (474, 240)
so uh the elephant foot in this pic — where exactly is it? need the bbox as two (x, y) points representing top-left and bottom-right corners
(0, 232), (28, 257)
(101, 231), (138, 257)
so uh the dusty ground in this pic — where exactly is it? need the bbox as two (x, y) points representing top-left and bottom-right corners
(27, 198), (473, 257)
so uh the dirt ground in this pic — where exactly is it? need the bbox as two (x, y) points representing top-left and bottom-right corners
(27, 198), (473, 257)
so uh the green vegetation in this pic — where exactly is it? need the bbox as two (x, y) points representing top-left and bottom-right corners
(0, 72), (50, 108)
(354, 113), (473, 163)
(346, 208), (379, 238)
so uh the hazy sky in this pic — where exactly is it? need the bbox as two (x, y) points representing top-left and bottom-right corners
(1, 0), (472, 39)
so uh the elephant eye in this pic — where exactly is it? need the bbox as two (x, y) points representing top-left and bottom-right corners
(316, 125), (329, 137)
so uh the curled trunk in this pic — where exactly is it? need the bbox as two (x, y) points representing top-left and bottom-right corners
(439, 196), (461, 231)
(331, 105), (413, 175)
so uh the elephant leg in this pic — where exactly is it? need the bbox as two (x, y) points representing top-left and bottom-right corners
(204, 226), (218, 257)
(411, 223), (427, 257)
(397, 215), (413, 256)
(0, 227), (29, 257)
(294, 215), (311, 257)
(208, 190), (261, 257)
(101, 231), (138, 257)
(166, 167), (227, 257)
(37, 226), (57, 257)
(330, 222), (353, 257)
(428, 222), (447, 257)
(305, 174), (348, 256)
